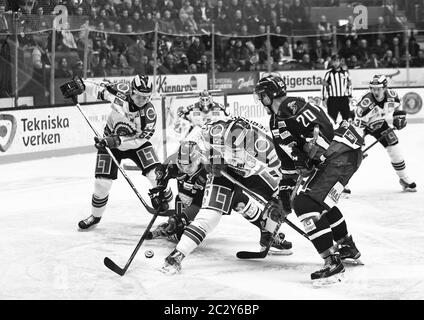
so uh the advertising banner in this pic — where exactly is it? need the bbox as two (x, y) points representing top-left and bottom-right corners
(81, 74), (208, 103)
(210, 72), (258, 94)
(260, 68), (424, 92)
(0, 103), (110, 157)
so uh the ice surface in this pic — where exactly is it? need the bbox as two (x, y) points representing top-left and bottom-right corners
(1, 124), (423, 299)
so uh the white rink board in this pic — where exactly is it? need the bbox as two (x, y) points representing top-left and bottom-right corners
(0, 103), (110, 158)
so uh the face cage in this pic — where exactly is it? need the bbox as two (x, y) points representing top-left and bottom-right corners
(199, 96), (212, 111)
(130, 89), (152, 107)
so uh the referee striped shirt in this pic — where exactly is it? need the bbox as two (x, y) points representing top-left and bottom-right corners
(322, 67), (353, 99)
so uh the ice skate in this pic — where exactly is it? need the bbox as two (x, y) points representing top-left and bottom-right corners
(338, 235), (363, 265)
(399, 179), (417, 192)
(78, 215), (101, 231)
(160, 249), (185, 275)
(311, 254), (345, 286)
(260, 232), (293, 256)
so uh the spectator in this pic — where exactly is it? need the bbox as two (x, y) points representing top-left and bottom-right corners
(59, 22), (77, 51)
(229, 40), (249, 69)
(293, 40), (307, 61)
(134, 55), (154, 75)
(390, 37), (405, 61)
(197, 54), (211, 73)
(276, 0), (292, 32)
(175, 54), (190, 73)
(290, 0), (307, 31)
(221, 57), (240, 72)
(231, 10), (244, 35)
(245, 40), (260, 70)
(93, 57), (110, 77)
(211, 0), (224, 20)
(163, 0), (179, 20)
(274, 41), (293, 64)
(342, 15), (358, 41)
(381, 50), (399, 68)
(226, 0), (239, 18)
(128, 38), (148, 67)
(158, 53), (177, 74)
(339, 39), (357, 60)
(372, 16), (388, 42)
(412, 49), (424, 67)
(187, 37), (205, 64)
(215, 11), (231, 35)
(142, 12), (156, 31)
(180, 0), (194, 18)
(188, 63), (198, 73)
(299, 53), (313, 70)
(73, 60), (85, 78)
(257, 0), (271, 23)
(160, 10), (177, 33)
(408, 37), (420, 58)
(372, 38), (387, 60)
(317, 15), (332, 45)
(364, 53), (381, 68)
(55, 57), (73, 78)
(132, 11), (143, 31)
(357, 39), (370, 65)
(310, 39), (329, 62)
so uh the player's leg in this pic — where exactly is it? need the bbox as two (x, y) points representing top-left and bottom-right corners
(374, 123), (416, 191)
(340, 97), (351, 121)
(235, 174), (292, 255)
(161, 175), (234, 274)
(326, 97), (339, 123)
(130, 141), (174, 203)
(78, 149), (121, 230)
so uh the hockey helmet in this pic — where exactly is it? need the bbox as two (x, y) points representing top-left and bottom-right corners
(198, 90), (213, 111)
(254, 74), (287, 113)
(130, 75), (152, 107)
(177, 141), (202, 175)
(369, 75), (387, 102)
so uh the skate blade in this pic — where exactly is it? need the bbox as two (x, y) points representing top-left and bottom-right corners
(77, 224), (99, 232)
(312, 272), (345, 287)
(343, 258), (364, 266)
(159, 265), (181, 275)
(402, 187), (417, 193)
(267, 249), (293, 256)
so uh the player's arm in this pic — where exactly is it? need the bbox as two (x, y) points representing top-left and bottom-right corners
(117, 103), (157, 150)
(389, 90), (407, 130)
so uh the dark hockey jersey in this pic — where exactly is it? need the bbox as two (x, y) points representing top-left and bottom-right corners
(165, 164), (207, 207)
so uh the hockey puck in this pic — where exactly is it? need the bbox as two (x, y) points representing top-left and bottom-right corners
(144, 250), (154, 258)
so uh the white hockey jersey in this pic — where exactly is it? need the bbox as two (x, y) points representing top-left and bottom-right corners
(85, 80), (156, 151)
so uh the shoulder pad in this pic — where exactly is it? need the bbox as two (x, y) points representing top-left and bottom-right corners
(280, 97), (306, 116)
(106, 82), (131, 101)
(358, 93), (374, 108)
(387, 89), (400, 101)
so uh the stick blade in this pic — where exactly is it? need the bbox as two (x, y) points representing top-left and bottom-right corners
(104, 257), (126, 276)
(236, 249), (268, 259)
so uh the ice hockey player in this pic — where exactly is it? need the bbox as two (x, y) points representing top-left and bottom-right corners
(174, 90), (229, 142)
(354, 75), (416, 192)
(254, 74), (363, 285)
(147, 141), (207, 242)
(160, 117), (293, 274)
(60, 75), (167, 230)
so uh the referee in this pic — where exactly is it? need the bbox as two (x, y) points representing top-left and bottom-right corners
(322, 54), (353, 123)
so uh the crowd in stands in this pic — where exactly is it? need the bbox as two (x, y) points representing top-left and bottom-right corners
(1, 0), (423, 84)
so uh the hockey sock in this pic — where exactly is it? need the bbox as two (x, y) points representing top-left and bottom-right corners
(176, 208), (222, 257)
(239, 198), (262, 223)
(386, 145), (412, 181)
(91, 178), (113, 218)
(293, 195), (335, 258)
(326, 206), (348, 243)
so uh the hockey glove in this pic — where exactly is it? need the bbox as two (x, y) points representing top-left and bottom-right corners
(291, 147), (314, 177)
(393, 110), (407, 130)
(149, 186), (170, 214)
(60, 76), (85, 102)
(94, 136), (121, 150)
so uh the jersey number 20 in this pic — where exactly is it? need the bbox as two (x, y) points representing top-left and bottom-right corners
(296, 110), (317, 127)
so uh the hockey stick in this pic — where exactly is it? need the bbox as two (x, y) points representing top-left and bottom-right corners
(104, 209), (160, 276)
(362, 134), (386, 159)
(73, 101), (156, 215)
(219, 171), (309, 259)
